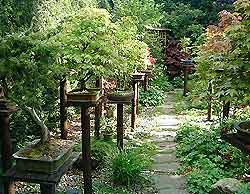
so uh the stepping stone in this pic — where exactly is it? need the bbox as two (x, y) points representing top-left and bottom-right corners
(159, 189), (189, 194)
(156, 141), (176, 150)
(158, 119), (180, 126)
(155, 126), (179, 130)
(150, 131), (176, 137)
(153, 162), (179, 174)
(154, 175), (187, 190)
(153, 153), (178, 163)
(151, 135), (176, 143)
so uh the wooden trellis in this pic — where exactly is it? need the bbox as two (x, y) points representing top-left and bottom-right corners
(145, 26), (169, 48)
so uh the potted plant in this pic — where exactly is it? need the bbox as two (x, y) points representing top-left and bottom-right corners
(13, 107), (75, 174)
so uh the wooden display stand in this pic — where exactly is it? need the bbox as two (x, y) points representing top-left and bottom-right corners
(107, 99), (133, 149)
(131, 73), (145, 129)
(60, 81), (102, 194)
(0, 99), (16, 194)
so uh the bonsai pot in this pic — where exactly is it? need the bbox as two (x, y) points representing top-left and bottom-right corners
(132, 73), (146, 81)
(13, 139), (75, 174)
(235, 121), (250, 143)
(139, 69), (152, 74)
(67, 88), (101, 102)
(107, 91), (133, 102)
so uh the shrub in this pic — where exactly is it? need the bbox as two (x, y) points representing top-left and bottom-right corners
(139, 86), (165, 107)
(177, 122), (250, 194)
(73, 139), (118, 165)
(112, 147), (152, 186)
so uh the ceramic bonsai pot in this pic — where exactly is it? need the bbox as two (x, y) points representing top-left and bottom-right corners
(13, 139), (75, 174)
(67, 88), (101, 102)
(132, 73), (146, 81)
(235, 121), (250, 143)
(107, 91), (133, 102)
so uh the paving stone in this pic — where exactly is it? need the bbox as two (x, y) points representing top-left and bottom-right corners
(151, 136), (176, 143)
(150, 131), (176, 138)
(159, 189), (189, 194)
(154, 175), (187, 190)
(153, 162), (179, 173)
(157, 141), (177, 148)
(153, 153), (178, 163)
(151, 92), (189, 194)
(155, 126), (179, 130)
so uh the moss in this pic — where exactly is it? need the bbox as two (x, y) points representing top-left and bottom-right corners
(17, 139), (73, 160)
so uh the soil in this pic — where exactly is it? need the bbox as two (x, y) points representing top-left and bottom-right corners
(17, 139), (74, 161)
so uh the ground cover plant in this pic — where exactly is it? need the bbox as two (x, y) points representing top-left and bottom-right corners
(176, 119), (250, 194)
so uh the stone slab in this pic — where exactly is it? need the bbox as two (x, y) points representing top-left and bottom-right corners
(153, 162), (179, 173)
(159, 189), (189, 194)
(154, 175), (187, 190)
(153, 153), (178, 163)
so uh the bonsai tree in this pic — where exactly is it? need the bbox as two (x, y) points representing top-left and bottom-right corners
(0, 32), (57, 144)
(49, 8), (147, 90)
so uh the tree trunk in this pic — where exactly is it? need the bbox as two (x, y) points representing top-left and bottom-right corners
(25, 106), (49, 143)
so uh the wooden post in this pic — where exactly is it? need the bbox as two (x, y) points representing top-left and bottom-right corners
(60, 79), (68, 139)
(207, 81), (212, 121)
(131, 81), (137, 129)
(81, 106), (92, 194)
(94, 103), (100, 138)
(0, 99), (16, 194)
(183, 67), (188, 96)
(40, 184), (56, 194)
(222, 101), (230, 119)
(136, 82), (139, 114)
(94, 78), (102, 138)
(144, 74), (149, 92)
(117, 104), (124, 149)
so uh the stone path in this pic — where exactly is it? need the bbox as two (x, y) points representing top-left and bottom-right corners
(151, 92), (189, 194)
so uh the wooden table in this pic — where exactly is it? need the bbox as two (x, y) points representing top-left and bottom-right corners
(4, 152), (80, 194)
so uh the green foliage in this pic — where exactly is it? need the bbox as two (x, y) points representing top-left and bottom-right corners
(237, 182), (250, 194)
(50, 8), (147, 85)
(139, 86), (165, 107)
(171, 76), (183, 88)
(151, 64), (173, 91)
(112, 0), (162, 33)
(159, 2), (205, 39)
(176, 122), (250, 194)
(139, 64), (173, 107)
(73, 139), (118, 165)
(112, 145), (153, 186)
(195, 1), (250, 108)
(0, 0), (97, 34)
(94, 182), (133, 194)
(91, 140), (118, 165)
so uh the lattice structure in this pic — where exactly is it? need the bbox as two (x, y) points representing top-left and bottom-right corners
(145, 26), (169, 48)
